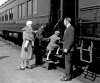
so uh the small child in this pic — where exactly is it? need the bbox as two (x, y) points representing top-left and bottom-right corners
(46, 31), (60, 61)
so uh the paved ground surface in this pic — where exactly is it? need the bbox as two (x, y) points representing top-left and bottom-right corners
(0, 39), (100, 83)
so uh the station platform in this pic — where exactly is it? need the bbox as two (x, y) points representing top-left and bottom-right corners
(0, 39), (100, 83)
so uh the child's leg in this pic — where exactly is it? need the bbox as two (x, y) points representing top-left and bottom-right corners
(46, 50), (51, 60)
(56, 47), (60, 55)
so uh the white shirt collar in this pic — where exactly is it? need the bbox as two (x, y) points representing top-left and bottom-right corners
(67, 23), (71, 28)
(64, 23), (71, 32)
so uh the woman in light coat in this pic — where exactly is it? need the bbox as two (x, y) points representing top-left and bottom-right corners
(19, 20), (35, 70)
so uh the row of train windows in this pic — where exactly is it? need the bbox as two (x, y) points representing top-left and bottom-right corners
(0, 0), (37, 22)
(0, 13), (13, 21)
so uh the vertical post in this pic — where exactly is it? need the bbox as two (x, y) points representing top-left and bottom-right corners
(75, 0), (79, 25)
(60, 0), (63, 19)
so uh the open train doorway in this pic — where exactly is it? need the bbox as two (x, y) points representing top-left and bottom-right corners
(50, 0), (60, 26)
(50, 0), (78, 26)
(63, 0), (78, 26)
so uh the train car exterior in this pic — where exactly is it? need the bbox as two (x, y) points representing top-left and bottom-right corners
(0, 0), (50, 45)
(79, 0), (100, 37)
(0, 0), (50, 30)
(0, 0), (77, 45)
(0, 0), (100, 80)
(74, 0), (100, 76)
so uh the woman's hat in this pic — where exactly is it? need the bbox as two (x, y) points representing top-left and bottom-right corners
(26, 20), (32, 26)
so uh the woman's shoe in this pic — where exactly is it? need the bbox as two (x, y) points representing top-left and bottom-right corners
(17, 66), (25, 70)
(60, 75), (72, 81)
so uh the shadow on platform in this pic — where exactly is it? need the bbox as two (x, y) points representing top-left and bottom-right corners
(72, 68), (84, 79)
(0, 56), (10, 60)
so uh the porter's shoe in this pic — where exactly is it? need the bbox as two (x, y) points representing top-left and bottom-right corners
(26, 65), (32, 69)
(24, 47), (28, 51)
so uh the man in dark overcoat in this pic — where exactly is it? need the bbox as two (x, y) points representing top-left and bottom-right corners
(61, 17), (75, 81)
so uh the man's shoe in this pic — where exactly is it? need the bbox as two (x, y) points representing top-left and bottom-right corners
(26, 65), (32, 69)
(60, 75), (72, 81)
(31, 64), (40, 68)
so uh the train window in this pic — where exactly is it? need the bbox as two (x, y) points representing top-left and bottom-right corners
(22, 3), (26, 18)
(9, 13), (13, 20)
(96, 8), (100, 21)
(0, 17), (1, 21)
(12, 7), (17, 20)
(7, 15), (8, 21)
(80, 9), (97, 21)
(27, 0), (32, 17)
(7, 11), (9, 21)
(9, 13), (11, 20)
(11, 13), (13, 20)
(5, 14), (8, 21)
(18, 5), (22, 18)
(33, 0), (37, 14)
(2, 16), (4, 21)
(9, 9), (13, 20)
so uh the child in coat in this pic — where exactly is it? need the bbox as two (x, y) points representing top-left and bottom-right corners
(46, 31), (60, 61)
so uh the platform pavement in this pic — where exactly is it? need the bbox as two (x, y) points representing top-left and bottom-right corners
(0, 39), (99, 83)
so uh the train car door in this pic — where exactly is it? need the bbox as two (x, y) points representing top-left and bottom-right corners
(50, 0), (60, 25)
(63, 0), (78, 26)
(50, 0), (78, 26)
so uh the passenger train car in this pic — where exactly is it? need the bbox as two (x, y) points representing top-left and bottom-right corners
(0, 0), (51, 45)
(0, 0), (77, 45)
(76, 0), (100, 80)
(0, 0), (100, 81)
